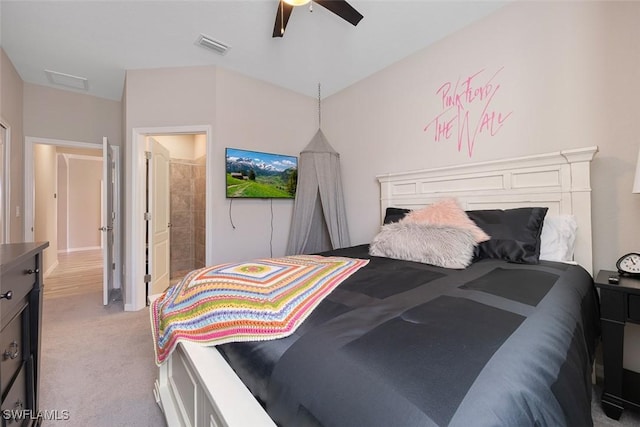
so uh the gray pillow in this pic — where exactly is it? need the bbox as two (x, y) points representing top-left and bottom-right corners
(369, 222), (476, 269)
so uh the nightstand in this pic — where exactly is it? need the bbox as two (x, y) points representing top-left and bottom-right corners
(595, 270), (640, 420)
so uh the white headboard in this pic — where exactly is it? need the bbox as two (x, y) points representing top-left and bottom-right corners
(376, 147), (599, 274)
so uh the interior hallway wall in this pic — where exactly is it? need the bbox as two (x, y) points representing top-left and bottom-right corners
(0, 48), (25, 242)
(33, 144), (58, 275)
(55, 147), (103, 253)
(67, 156), (102, 250)
(57, 155), (68, 251)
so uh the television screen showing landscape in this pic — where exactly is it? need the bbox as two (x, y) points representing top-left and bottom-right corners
(225, 148), (298, 199)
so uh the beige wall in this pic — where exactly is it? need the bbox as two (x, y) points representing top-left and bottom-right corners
(214, 68), (316, 263)
(23, 83), (122, 146)
(152, 133), (215, 165)
(0, 48), (25, 242)
(57, 155), (68, 251)
(23, 83), (122, 257)
(124, 65), (315, 308)
(67, 157), (102, 250)
(194, 134), (206, 159)
(56, 148), (102, 252)
(153, 134), (199, 160)
(323, 1), (640, 370)
(124, 66), (217, 308)
(33, 144), (57, 274)
(324, 1), (640, 273)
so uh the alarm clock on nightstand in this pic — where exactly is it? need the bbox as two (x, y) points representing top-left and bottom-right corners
(616, 252), (640, 277)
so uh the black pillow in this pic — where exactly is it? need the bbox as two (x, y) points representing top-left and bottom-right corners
(383, 207), (411, 224)
(466, 207), (548, 264)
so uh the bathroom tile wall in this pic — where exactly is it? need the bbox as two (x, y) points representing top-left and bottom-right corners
(169, 155), (207, 280)
(194, 155), (206, 270)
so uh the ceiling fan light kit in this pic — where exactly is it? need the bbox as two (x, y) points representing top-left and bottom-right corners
(283, 0), (311, 6)
(273, 0), (363, 38)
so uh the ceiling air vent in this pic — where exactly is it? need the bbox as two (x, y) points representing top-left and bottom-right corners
(196, 34), (230, 55)
(45, 69), (89, 91)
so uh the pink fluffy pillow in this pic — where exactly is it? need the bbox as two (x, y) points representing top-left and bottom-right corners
(401, 198), (490, 243)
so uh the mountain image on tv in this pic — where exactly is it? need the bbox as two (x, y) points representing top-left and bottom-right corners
(225, 148), (298, 199)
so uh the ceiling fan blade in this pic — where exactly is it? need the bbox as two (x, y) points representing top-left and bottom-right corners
(315, 0), (363, 26)
(273, 1), (294, 38)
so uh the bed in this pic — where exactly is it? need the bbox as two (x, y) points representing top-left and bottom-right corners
(153, 146), (599, 427)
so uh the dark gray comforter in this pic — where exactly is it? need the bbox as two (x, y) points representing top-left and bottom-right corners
(217, 245), (600, 426)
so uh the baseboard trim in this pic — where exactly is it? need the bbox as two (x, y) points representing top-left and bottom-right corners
(44, 260), (59, 278)
(65, 246), (102, 253)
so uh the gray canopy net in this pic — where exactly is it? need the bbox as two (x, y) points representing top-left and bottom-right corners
(286, 129), (351, 255)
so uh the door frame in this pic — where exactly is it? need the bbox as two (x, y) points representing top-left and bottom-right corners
(24, 136), (122, 289)
(128, 125), (213, 311)
(0, 117), (11, 243)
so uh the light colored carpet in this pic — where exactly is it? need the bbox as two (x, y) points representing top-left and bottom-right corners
(37, 278), (640, 426)
(39, 290), (166, 426)
(592, 383), (640, 426)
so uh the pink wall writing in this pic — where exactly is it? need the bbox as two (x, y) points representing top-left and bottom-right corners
(423, 67), (512, 157)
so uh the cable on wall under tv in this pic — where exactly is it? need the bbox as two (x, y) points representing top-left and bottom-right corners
(270, 199), (274, 258)
(229, 198), (236, 229)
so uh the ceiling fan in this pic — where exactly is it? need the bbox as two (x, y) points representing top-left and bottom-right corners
(273, 0), (364, 38)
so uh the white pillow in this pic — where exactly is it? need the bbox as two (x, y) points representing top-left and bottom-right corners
(539, 215), (577, 263)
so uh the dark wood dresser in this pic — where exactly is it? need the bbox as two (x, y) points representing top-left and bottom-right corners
(0, 242), (48, 426)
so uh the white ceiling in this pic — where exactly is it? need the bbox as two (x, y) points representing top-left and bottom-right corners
(0, 0), (506, 101)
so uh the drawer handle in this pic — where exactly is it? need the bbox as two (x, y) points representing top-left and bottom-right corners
(3, 341), (19, 360)
(26, 268), (39, 275)
(0, 290), (12, 300)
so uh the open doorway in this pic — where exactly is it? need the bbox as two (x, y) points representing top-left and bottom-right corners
(24, 137), (121, 304)
(145, 133), (207, 296)
(129, 125), (212, 311)
(35, 145), (101, 289)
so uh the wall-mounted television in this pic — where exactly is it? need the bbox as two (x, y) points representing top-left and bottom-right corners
(225, 148), (298, 199)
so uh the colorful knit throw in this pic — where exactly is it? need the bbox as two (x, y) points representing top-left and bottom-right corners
(151, 255), (369, 365)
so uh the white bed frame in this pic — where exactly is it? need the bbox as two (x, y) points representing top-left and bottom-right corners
(154, 146), (598, 427)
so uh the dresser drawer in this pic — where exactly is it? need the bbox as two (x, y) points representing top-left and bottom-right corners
(0, 257), (37, 327)
(0, 307), (27, 395)
(1, 363), (27, 427)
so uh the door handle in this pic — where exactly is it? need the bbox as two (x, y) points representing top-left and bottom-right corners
(3, 341), (19, 360)
(99, 226), (113, 232)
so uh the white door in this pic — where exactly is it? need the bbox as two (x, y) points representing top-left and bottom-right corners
(101, 137), (115, 305)
(149, 138), (171, 295)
